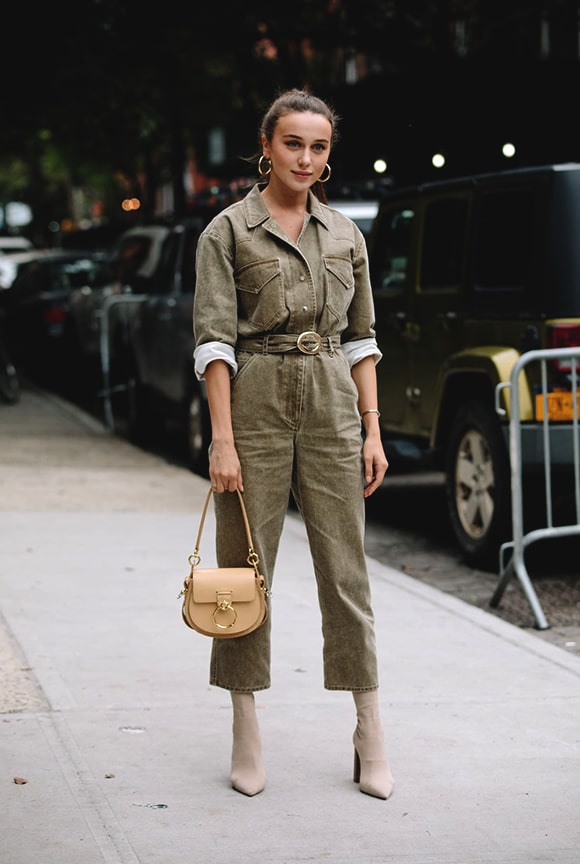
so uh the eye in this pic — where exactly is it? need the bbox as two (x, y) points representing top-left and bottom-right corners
(286, 140), (300, 149)
(312, 143), (326, 153)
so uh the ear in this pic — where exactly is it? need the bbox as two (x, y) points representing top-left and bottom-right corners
(261, 134), (270, 158)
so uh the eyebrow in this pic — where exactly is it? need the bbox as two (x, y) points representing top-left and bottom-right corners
(282, 133), (330, 144)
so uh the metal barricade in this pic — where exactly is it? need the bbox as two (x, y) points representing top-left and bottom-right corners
(97, 294), (146, 431)
(492, 347), (580, 629)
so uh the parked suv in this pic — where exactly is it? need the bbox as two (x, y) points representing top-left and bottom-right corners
(368, 162), (580, 568)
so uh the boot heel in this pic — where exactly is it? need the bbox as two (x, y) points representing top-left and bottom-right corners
(352, 728), (394, 800)
(353, 746), (361, 783)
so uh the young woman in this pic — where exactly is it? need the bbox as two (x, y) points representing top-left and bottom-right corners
(193, 88), (394, 800)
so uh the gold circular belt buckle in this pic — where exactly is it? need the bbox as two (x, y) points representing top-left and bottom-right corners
(296, 331), (323, 355)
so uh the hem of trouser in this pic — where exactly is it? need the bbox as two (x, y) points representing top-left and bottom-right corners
(325, 684), (379, 692)
(210, 683), (378, 692)
(211, 683), (271, 692)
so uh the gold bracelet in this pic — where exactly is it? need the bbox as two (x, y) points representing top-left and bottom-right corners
(361, 408), (381, 419)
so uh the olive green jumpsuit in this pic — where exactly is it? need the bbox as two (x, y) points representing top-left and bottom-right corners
(193, 185), (382, 693)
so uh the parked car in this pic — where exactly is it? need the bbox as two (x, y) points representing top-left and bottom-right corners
(112, 213), (216, 473)
(2, 249), (107, 384)
(65, 224), (174, 374)
(367, 162), (580, 568)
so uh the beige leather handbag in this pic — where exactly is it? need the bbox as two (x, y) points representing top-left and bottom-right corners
(179, 489), (268, 638)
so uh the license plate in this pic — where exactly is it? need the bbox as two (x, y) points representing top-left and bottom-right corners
(535, 390), (580, 421)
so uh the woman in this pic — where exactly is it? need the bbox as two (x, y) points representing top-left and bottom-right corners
(193, 88), (394, 800)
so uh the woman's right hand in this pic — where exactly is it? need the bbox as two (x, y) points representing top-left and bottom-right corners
(209, 439), (243, 493)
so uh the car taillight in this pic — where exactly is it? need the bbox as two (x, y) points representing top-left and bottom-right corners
(546, 323), (580, 372)
(42, 307), (66, 325)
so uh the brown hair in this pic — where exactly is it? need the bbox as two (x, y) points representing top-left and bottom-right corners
(257, 88), (339, 202)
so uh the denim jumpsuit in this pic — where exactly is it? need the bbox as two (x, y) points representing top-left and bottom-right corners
(193, 185), (382, 693)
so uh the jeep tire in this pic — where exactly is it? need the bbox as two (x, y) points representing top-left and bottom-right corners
(444, 400), (511, 570)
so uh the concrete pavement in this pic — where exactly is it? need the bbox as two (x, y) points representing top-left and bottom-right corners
(1, 384), (579, 864)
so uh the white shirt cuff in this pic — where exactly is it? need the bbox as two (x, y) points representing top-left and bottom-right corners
(194, 342), (238, 380)
(342, 338), (383, 368)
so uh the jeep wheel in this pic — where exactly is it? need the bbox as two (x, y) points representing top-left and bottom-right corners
(445, 400), (511, 570)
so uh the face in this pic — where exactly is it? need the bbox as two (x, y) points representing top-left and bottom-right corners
(262, 111), (332, 192)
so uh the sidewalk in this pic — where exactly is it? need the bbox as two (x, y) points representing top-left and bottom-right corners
(1, 384), (579, 864)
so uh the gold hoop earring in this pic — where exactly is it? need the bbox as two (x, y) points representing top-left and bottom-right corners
(258, 155), (271, 176)
(319, 163), (332, 183)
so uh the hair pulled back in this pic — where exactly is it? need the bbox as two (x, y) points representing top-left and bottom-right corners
(260, 88), (339, 147)
(257, 88), (339, 202)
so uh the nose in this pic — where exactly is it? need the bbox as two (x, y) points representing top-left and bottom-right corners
(297, 148), (311, 166)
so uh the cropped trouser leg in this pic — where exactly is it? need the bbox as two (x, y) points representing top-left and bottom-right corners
(209, 350), (379, 692)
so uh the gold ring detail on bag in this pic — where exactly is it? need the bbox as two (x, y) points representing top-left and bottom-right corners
(296, 331), (323, 355)
(213, 599), (238, 629)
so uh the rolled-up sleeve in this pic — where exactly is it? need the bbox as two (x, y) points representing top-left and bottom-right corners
(339, 230), (380, 351)
(193, 341), (237, 380)
(342, 337), (382, 368)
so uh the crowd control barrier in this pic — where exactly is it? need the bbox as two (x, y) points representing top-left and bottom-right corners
(492, 347), (580, 629)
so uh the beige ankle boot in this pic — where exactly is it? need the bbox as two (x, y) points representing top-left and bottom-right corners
(230, 692), (266, 796)
(352, 690), (394, 800)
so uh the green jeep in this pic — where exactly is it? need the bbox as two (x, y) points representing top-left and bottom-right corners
(368, 163), (580, 569)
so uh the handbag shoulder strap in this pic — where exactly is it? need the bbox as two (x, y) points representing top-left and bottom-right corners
(193, 488), (257, 561)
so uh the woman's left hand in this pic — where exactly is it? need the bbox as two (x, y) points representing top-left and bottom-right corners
(362, 436), (389, 498)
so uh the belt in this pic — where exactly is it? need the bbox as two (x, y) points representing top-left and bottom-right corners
(237, 331), (340, 356)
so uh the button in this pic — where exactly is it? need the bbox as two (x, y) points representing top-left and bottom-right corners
(302, 305), (308, 311)
(299, 275), (305, 282)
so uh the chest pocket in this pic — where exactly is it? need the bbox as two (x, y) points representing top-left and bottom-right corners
(235, 258), (285, 331)
(323, 255), (355, 321)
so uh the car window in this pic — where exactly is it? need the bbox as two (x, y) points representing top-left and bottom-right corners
(153, 231), (182, 295)
(52, 257), (105, 290)
(370, 205), (415, 297)
(121, 238), (150, 277)
(13, 255), (105, 294)
(420, 196), (468, 292)
(470, 186), (539, 314)
(108, 235), (153, 285)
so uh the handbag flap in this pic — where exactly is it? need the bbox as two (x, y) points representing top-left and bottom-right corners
(191, 567), (258, 604)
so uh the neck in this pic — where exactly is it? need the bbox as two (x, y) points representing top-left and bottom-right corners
(261, 180), (309, 212)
